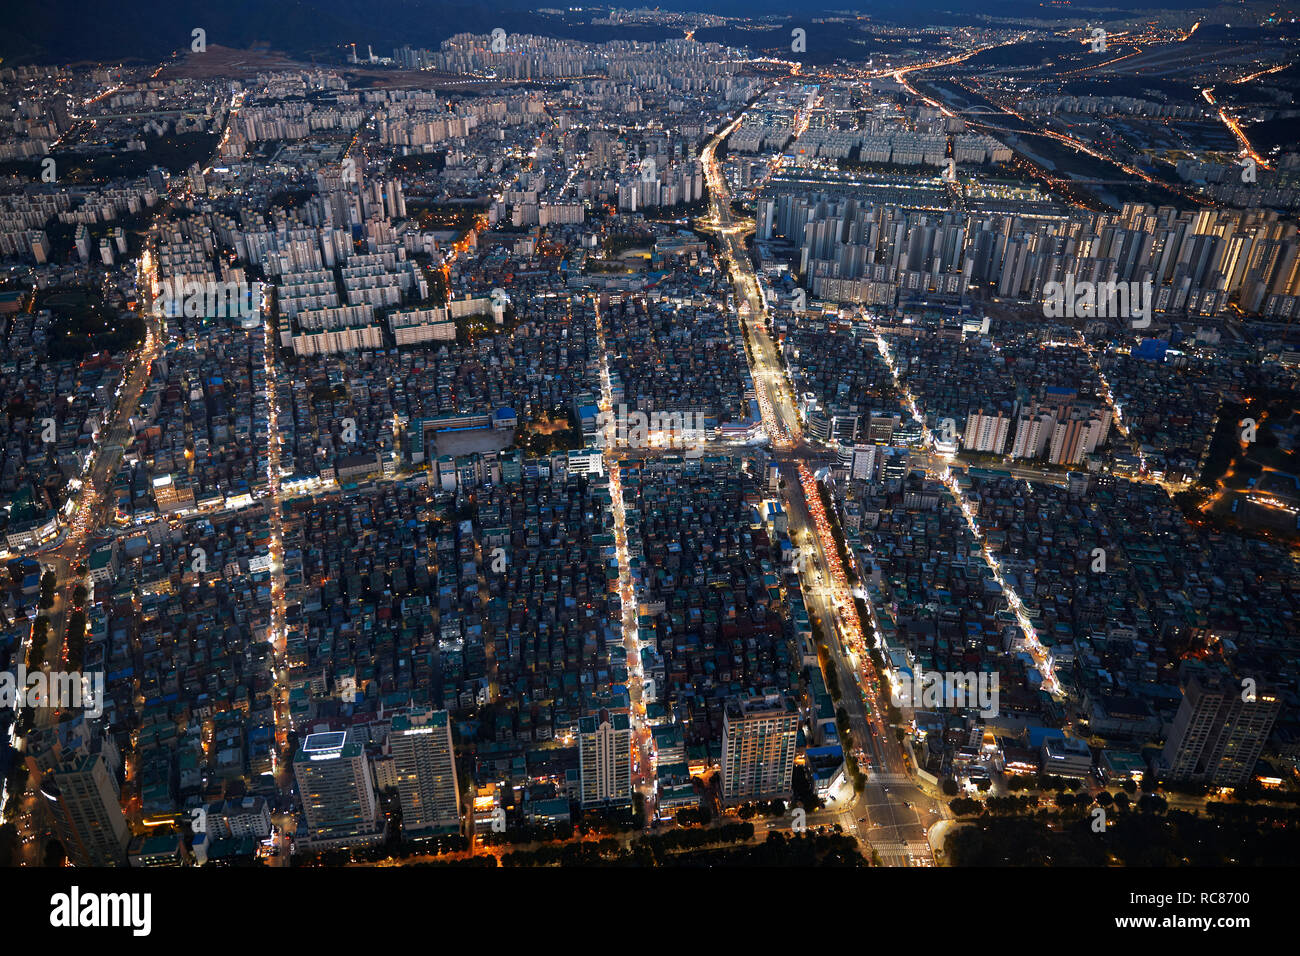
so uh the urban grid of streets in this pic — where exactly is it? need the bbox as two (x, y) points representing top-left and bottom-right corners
(6, 12), (1292, 870)
(6, 82), (989, 869)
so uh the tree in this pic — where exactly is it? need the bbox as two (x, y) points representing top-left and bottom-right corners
(38, 570), (57, 609)
(0, 823), (19, 866)
(942, 778), (959, 797)
(65, 609), (87, 670)
(27, 616), (50, 670)
(1137, 793), (1167, 813)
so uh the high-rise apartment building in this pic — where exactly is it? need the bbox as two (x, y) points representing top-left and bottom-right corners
(578, 710), (631, 808)
(39, 753), (130, 867)
(28, 716), (128, 867)
(390, 708), (461, 837)
(963, 408), (1012, 454)
(1047, 404), (1112, 465)
(1161, 671), (1281, 786)
(721, 693), (799, 804)
(1010, 409), (1056, 459)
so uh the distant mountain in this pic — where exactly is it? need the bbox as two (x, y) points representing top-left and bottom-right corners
(1, 0), (532, 64)
(0, 0), (1229, 66)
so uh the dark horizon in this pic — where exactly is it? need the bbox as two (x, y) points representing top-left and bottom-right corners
(0, 0), (1265, 65)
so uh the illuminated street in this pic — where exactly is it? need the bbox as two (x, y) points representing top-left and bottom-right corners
(700, 106), (942, 865)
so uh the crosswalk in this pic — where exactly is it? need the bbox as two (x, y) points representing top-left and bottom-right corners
(907, 840), (934, 866)
(871, 839), (934, 867)
(864, 771), (915, 786)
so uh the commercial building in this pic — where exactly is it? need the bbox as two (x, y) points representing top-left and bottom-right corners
(206, 796), (273, 839)
(292, 731), (384, 849)
(1040, 736), (1094, 779)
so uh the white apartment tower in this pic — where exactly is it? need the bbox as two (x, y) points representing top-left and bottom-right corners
(578, 710), (632, 807)
(1010, 409), (1057, 459)
(963, 409), (1012, 454)
(390, 708), (462, 837)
